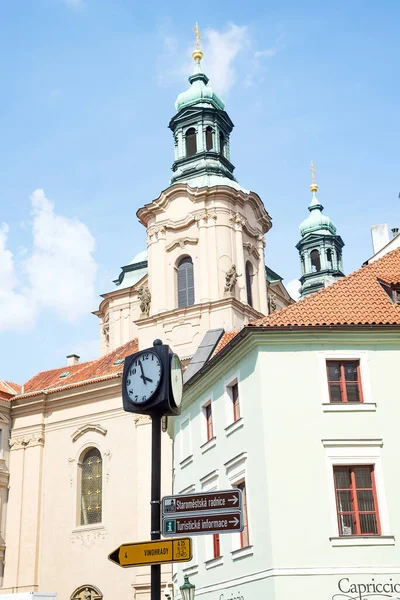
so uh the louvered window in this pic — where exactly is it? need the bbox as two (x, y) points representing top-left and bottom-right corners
(245, 262), (253, 307)
(177, 257), (195, 308)
(334, 466), (380, 536)
(80, 448), (102, 525)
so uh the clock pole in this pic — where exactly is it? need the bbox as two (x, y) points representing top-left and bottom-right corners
(151, 411), (162, 600)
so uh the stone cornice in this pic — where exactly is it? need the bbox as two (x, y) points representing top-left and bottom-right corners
(71, 423), (108, 442)
(136, 183), (272, 234)
(10, 433), (45, 450)
(165, 237), (198, 253)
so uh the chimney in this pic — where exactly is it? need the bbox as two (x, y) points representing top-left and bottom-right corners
(371, 224), (390, 254)
(391, 227), (399, 238)
(67, 354), (80, 367)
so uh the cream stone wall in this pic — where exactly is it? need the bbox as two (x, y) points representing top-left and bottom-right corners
(0, 402), (11, 588)
(2, 380), (172, 600)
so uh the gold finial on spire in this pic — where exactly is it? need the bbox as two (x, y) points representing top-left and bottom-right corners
(310, 160), (318, 193)
(192, 22), (204, 62)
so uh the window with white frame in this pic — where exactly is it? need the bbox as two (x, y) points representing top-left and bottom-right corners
(79, 447), (103, 526)
(319, 351), (373, 409)
(224, 453), (252, 553)
(226, 379), (240, 423)
(323, 439), (393, 546)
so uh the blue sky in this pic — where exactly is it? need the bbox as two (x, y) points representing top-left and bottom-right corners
(0, 0), (399, 383)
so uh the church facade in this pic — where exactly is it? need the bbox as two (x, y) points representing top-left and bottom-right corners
(0, 35), (293, 600)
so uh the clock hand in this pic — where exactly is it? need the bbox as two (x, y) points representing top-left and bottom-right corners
(138, 360), (147, 384)
(144, 376), (153, 383)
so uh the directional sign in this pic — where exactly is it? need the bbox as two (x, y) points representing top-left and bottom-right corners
(162, 512), (243, 537)
(108, 538), (192, 568)
(162, 489), (242, 516)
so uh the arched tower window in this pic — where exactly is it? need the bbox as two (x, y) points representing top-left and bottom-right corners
(327, 248), (333, 269)
(177, 257), (195, 308)
(185, 128), (197, 157)
(219, 132), (225, 157)
(205, 127), (213, 151)
(301, 256), (305, 275)
(80, 447), (102, 525)
(245, 262), (253, 307)
(310, 250), (321, 273)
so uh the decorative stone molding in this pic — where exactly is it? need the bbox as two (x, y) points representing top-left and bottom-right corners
(194, 209), (217, 226)
(134, 415), (151, 427)
(71, 424), (107, 443)
(71, 584), (103, 600)
(70, 527), (107, 548)
(243, 242), (260, 260)
(166, 237), (198, 253)
(103, 449), (112, 482)
(10, 434), (44, 450)
(229, 212), (247, 231)
(147, 225), (166, 245)
(0, 412), (10, 424)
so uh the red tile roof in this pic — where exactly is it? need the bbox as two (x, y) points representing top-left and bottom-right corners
(17, 339), (138, 399)
(212, 330), (240, 357)
(253, 248), (400, 328)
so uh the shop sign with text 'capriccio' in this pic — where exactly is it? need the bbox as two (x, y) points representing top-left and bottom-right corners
(162, 513), (243, 537)
(333, 577), (400, 600)
(162, 489), (242, 516)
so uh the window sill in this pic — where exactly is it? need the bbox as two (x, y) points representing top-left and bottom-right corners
(180, 455), (194, 469)
(323, 403), (376, 413)
(330, 535), (395, 547)
(225, 418), (244, 437)
(201, 437), (216, 454)
(205, 556), (224, 569)
(182, 564), (199, 576)
(72, 523), (105, 533)
(231, 545), (254, 560)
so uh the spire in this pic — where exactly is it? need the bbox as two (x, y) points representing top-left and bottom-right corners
(192, 22), (204, 62)
(310, 161), (318, 193)
(308, 161), (324, 213)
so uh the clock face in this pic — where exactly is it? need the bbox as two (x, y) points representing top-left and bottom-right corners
(125, 351), (162, 404)
(170, 354), (183, 407)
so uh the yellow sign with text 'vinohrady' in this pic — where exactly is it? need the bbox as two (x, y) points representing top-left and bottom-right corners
(108, 537), (192, 568)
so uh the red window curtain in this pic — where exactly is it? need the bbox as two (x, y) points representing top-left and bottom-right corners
(232, 383), (240, 422)
(334, 466), (380, 536)
(238, 481), (250, 548)
(205, 404), (213, 441)
(327, 360), (363, 403)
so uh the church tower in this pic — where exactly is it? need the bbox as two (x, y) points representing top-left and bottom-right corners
(296, 163), (345, 298)
(96, 26), (274, 359)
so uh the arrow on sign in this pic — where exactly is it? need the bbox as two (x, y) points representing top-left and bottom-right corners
(162, 489), (242, 516)
(228, 496), (238, 505)
(108, 538), (192, 568)
(228, 517), (240, 527)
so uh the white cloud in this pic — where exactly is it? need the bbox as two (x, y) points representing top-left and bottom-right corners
(201, 24), (249, 96)
(0, 224), (36, 331)
(25, 189), (97, 322)
(286, 279), (301, 301)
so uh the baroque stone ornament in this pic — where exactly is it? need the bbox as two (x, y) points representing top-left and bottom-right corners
(268, 293), (277, 313)
(10, 434), (45, 450)
(224, 264), (240, 294)
(70, 584), (103, 600)
(138, 286), (151, 316)
(70, 527), (107, 548)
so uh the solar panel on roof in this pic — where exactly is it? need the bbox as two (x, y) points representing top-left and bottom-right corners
(183, 328), (224, 384)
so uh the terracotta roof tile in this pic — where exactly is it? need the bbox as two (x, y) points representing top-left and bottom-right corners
(17, 339), (138, 399)
(212, 330), (240, 357)
(252, 248), (400, 328)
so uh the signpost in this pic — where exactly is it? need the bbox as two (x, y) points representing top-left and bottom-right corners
(162, 512), (243, 537)
(108, 538), (192, 568)
(162, 489), (242, 515)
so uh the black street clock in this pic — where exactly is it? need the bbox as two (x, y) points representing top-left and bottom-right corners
(122, 340), (183, 416)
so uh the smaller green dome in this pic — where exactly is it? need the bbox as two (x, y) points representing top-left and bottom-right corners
(299, 192), (337, 236)
(175, 61), (225, 112)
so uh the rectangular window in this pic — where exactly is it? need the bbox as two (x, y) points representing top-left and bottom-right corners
(326, 360), (363, 403)
(237, 481), (250, 548)
(334, 465), (380, 536)
(231, 382), (240, 422)
(213, 534), (220, 558)
(205, 403), (214, 441)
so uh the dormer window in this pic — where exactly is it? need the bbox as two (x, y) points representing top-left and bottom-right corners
(378, 279), (400, 304)
(185, 128), (197, 157)
(205, 126), (213, 151)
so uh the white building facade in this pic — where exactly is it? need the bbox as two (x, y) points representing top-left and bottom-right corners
(170, 249), (400, 600)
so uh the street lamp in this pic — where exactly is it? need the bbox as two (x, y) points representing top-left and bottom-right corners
(180, 575), (195, 600)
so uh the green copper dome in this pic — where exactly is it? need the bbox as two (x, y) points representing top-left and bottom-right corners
(299, 191), (337, 236)
(175, 61), (225, 112)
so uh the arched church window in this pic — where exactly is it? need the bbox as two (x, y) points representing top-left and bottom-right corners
(205, 126), (213, 151)
(301, 256), (305, 275)
(310, 250), (321, 273)
(245, 262), (253, 307)
(219, 132), (225, 156)
(80, 448), (102, 525)
(177, 257), (195, 308)
(327, 248), (334, 269)
(185, 128), (197, 157)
